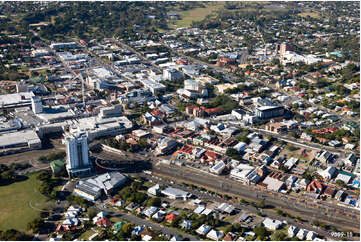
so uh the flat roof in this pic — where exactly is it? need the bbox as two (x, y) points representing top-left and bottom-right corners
(0, 129), (40, 148)
(162, 187), (189, 197)
(0, 92), (34, 106)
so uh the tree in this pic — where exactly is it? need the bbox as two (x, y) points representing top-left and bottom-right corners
(257, 199), (265, 209)
(122, 223), (133, 236)
(335, 180), (346, 187)
(87, 207), (98, 219)
(271, 231), (287, 241)
(226, 148), (241, 161)
(37, 171), (51, 181)
(253, 226), (269, 240)
(27, 218), (45, 233)
(146, 197), (161, 207)
(0, 229), (32, 241)
(138, 138), (148, 149)
(1, 170), (14, 181)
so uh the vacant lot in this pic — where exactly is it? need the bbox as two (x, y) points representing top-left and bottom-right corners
(0, 172), (48, 231)
(170, 2), (225, 28)
(298, 11), (321, 19)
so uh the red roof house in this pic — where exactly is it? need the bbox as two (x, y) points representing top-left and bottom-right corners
(165, 213), (178, 223)
(307, 180), (325, 194)
(96, 217), (111, 228)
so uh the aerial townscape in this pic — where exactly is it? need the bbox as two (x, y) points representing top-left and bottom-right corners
(0, 1), (359, 241)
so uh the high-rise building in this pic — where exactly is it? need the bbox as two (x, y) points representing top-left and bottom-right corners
(63, 132), (92, 178)
(31, 96), (43, 114)
(279, 42), (294, 56)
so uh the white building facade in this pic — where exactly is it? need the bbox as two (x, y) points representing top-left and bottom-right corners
(64, 132), (91, 177)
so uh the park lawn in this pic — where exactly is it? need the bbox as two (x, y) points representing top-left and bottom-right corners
(172, 2), (225, 28)
(0, 172), (48, 232)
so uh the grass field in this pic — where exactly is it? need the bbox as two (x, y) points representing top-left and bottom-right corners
(0, 172), (48, 232)
(298, 11), (321, 19)
(170, 2), (225, 29)
(79, 229), (98, 240)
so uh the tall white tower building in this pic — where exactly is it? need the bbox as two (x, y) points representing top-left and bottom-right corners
(31, 96), (43, 114)
(63, 132), (91, 177)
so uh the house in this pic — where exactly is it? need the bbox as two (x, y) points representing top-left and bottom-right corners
(201, 208), (213, 216)
(335, 190), (345, 201)
(196, 224), (212, 235)
(239, 212), (252, 223)
(207, 229), (224, 240)
(306, 231), (317, 241)
(125, 202), (139, 211)
(300, 132), (313, 142)
(165, 213), (179, 223)
(318, 166), (337, 181)
(140, 228), (156, 241)
(194, 205), (206, 215)
(335, 172), (353, 185)
(296, 229), (308, 240)
(233, 142), (247, 153)
(284, 157), (298, 170)
(316, 151), (333, 164)
(288, 225), (299, 238)
(92, 211), (107, 224)
(223, 232), (238, 241)
(307, 180), (325, 194)
(343, 153), (358, 166)
(152, 210), (166, 222)
(262, 176), (286, 192)
(295, 178), (310, 190)
(170, 236), (181, 241)
(181, 220), (192, 230)
(323, 186), (336, 198)
(209, 160), (226, 175)
(286, 175), (298, 187)
(142, 235), (153, 241)
(132, 226), (145, 236)
(113, 221), (126, 233)
(96, 217), (111, 228)
(262, 217), (282, 230)
(143, 206), (158, 218)
(217, 203), (235, 214)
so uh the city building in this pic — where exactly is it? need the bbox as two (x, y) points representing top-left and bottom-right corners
(163, 68), (183, 81)
(74, 172), (127, 201)
(63, 132), (92, 178)
(161, 187), (191, 200)
(31, 96), (43, 114)
(255, 106), (284, 119)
